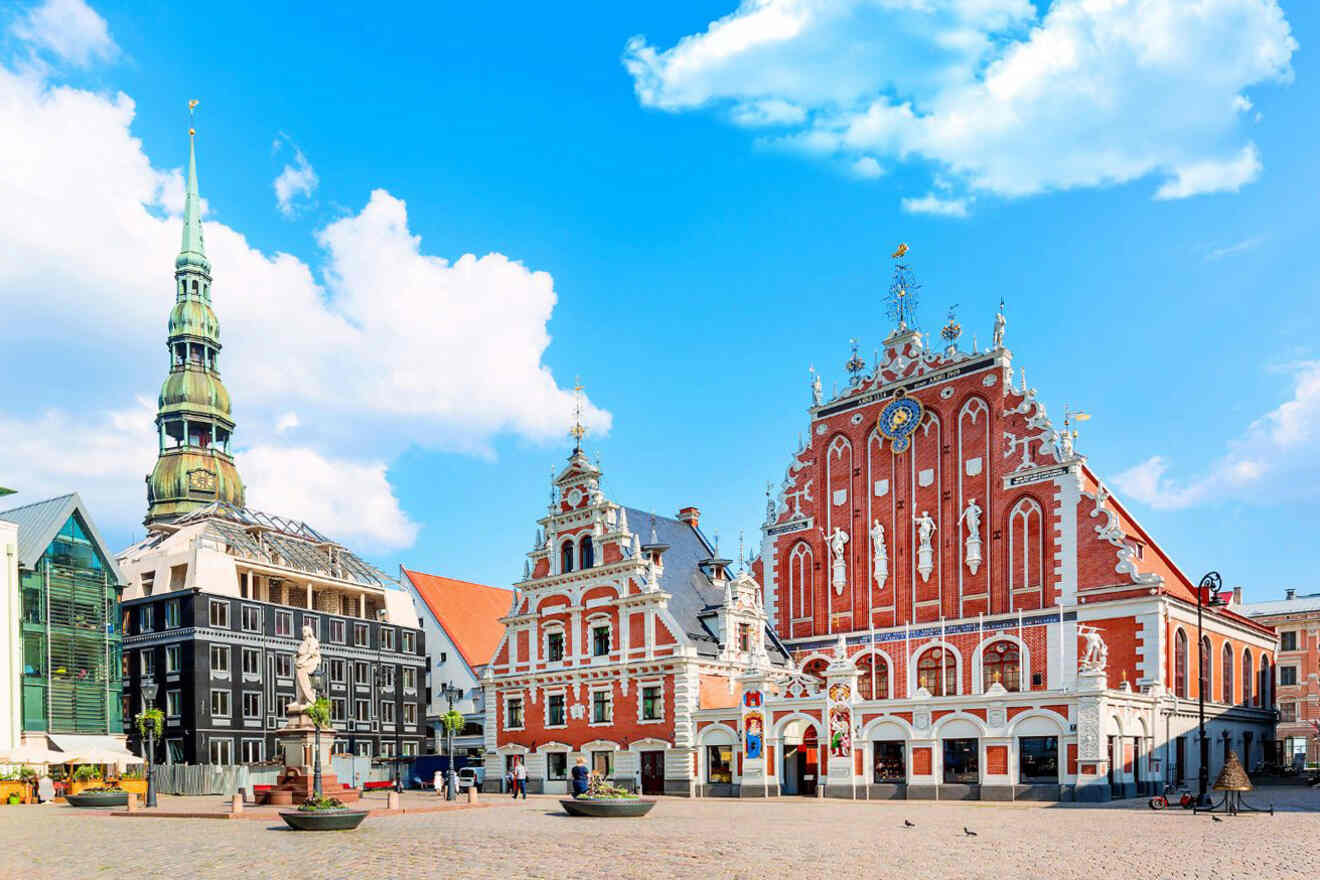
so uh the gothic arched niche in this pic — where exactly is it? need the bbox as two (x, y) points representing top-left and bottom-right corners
(1006, 495), (1045, 608)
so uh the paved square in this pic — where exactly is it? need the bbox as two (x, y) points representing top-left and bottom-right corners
(3, 789), (1317, 879)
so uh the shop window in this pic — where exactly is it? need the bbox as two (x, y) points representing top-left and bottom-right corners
(1018, 736), (1058, 782)
(917, 647), (957, 696)
(592, 751), (613, 778)
(982, 641), (1020, 692)
(942, 738), (978, 783)
(547, 753), (568, 779)
(706, 745), (733, 784)
(873, 741), (905, 783)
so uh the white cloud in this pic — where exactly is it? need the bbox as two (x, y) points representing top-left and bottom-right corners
(241, 446), (419, 552)
(1153, 145), (1262, 200)
(1112, 362), (1320, 510)
(0, 54), (607, 550)
(272, 137), (319, 217)
(850, 156), (884, 179)
(10, 0), (118, 67)
(730, 98), (805, 126)
(1204, 235), (1264, 262)
(275, 412), (300, 433)
(624, 0), (1296, 208)
(901, 192), (968, 217)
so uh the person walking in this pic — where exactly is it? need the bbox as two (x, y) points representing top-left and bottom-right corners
(513, 757), (527, 799)
(503, 766), (514, 797)
(570, 756), (590, 798)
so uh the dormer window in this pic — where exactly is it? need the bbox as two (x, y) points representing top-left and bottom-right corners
(579, 536), (594, 569)
(738, 623), (750, 653)
(560, 541), (574, 573)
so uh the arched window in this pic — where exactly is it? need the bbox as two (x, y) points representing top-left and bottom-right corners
(1173, 629), (1188, 698)
(578, 536), (594, 570)
(788, 542), (813, 621)
(1259, 655), (1271, 709)
(856, 654), (889, 700)
(1007, 497), (1044, 598)
(560, 541), (574, 574)
(982, 641), (1021, 692)
(1242, 651), (1253, 707)
(1200, 636), (1211, 698)
(1221, 643), (1234, 704)
(802, 657), (828, 685)
(916, 647), (957, 696)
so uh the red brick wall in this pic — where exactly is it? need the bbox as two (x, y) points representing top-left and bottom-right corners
(495, 673), (676, 752)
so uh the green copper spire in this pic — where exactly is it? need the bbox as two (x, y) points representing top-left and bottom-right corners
(147, 107), (243, 526)
(175, 118), (211, 274)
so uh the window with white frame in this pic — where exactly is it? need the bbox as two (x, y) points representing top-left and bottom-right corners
(210, 689), (231, 718)
(356, 742), (372, 757)
(241, 739), (263, 763)
(591, 621), (611, 657)
(546, 692), (566, 727)
(330, 659), (346, 683)
(275, 653), (292, 678)
(140, 605), (154, 632)
(381, 700), (395, 723)
(275, 610), (293, 637)
(210, 645), (230, 677)
(403, 703), (417, 725)
(329, 619), (346, 643)
(140, 649), (155, 679)
(381, 627), (395, 651)
(355, 699), (370, 721)
(505, 696), (524, 730)
(209, 600), (229, 628)
(166, 689), (181, 718)
(165, 644), (181, 675)
(640, 683), (663, 721)
(380, 740), (395, 757)
(380, 666), (395, 690)
(241, 605), (261, 633)
(208, 737), (233, 765)
(242, 648), (261, 677)
(164, 600), (180, 628)
(1281, 665), (1299, 686)
(243, 691), (261, 719)
(546, 629), (565, 662)
(331, 697), (346, 722)
(402, 667), (416, 691)
(355, 661), (370, 685)
(402, 741), (417, 757)
(354, 623), (369, 647)
(401, 631), (416, 654)
(591, 687), (613, 724)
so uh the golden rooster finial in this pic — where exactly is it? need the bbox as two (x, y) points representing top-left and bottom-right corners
(891, 242), (909, 259)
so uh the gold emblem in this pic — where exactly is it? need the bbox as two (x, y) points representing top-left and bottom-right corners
(188, 468), (217, 491)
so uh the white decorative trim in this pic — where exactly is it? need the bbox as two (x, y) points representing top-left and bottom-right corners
(1084, 485), (1162, 587)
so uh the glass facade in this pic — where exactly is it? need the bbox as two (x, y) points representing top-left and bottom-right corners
(19, 511), (122, 734)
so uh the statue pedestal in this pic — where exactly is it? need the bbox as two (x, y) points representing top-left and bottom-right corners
(256, 724), (359, 805)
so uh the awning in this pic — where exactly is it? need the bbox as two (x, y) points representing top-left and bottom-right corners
(0, 742), (66, 764)
(47, 734), (143, 764)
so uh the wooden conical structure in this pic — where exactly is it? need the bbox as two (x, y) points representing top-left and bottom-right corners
(1212, 749), (1253, 792)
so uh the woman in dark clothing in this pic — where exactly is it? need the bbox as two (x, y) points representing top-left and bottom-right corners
(570, 756), (590, 797)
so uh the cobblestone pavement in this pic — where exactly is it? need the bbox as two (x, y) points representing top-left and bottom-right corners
(4, 787), (1318, 880)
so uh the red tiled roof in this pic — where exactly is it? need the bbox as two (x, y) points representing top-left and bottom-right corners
(400, 567), (511, 670)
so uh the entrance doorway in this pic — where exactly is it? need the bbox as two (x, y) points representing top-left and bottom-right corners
(1174, 736), (1186, 785)
(781, 725), (819, 796)
(640, 750), (665, 795)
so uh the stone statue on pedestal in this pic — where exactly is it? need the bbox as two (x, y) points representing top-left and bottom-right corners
(290, 624), (321, 713)
(1079, 625), (1108, 673)
(829, 527), (849, 595)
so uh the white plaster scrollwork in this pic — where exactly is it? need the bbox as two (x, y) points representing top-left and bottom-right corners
(982, 373), (997, 387)
(1083, 485), (1162, 586)
(829, 527), (849, 595)
(569, 703), (586, 721)
(869, 519), (888, 590)
(959, 497), (983, 575)
(912, 511), (936, 582)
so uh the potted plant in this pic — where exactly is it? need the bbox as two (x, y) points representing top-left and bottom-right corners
(66, 775), (129, 808)
(560, 774), (656, 818)
(279, 795), (369, 831)
(0, 767), (34, 805)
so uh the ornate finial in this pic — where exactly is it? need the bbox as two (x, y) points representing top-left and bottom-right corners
(939, 304), (961, 355)
(649, 515), (658, 544)
(188, 98), (199, 136)
(886, 244), (921, 333)
(1063, 406), (1090, 457)
(569, 376), (587, 453)
(845, 338), (866, 385)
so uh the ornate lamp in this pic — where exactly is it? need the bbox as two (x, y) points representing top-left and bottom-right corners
(140, 682), (159, 808)
(310, 670), (326, 799)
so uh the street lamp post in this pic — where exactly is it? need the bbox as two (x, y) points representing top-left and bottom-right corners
(311, 670), (325, 800)
(1196, 571), (1227, 806)
(442, 682), (459, 802)
(140, 682), (158, 808)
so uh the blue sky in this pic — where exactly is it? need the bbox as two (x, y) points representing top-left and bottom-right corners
(0, 0), (1316, 602)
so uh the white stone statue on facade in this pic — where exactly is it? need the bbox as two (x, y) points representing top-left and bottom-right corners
(811, 367), (823, 406)
(913, 510), (936, 582)
(993, 307), (1006, 348)
(869, 519), (888, 589)
(829, 527), (849, 595)
(959, 497), (983, 575)
(1079, 625), (1108, 673)
(290, 624), (321, 712)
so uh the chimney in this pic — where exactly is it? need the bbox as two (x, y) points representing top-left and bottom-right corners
(1286, 588), (1297, 601)
(1232, 586), (1243, 605)
(678, 506), (700, 530)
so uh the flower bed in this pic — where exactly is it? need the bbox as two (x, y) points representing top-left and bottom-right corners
(560, 776), (656, 818)
(279, 796), (368, 831)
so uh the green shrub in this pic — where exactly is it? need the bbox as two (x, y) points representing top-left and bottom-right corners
(71, 766), (102, 782)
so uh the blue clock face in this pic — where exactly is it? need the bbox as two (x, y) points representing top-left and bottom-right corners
(877, 396), (924, 453)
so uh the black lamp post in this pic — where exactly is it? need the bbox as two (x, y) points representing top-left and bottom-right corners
(441, 682), (460, 801)
(140, 681), (158, 808)
(311, 670), (325, 800)
(1196, 571), (1228, 806)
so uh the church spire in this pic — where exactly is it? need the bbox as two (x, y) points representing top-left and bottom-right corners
(146, 103), (244, 526)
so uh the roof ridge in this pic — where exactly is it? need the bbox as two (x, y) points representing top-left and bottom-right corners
(0, 492), (77, 517)
(402, 567), (512, 593)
